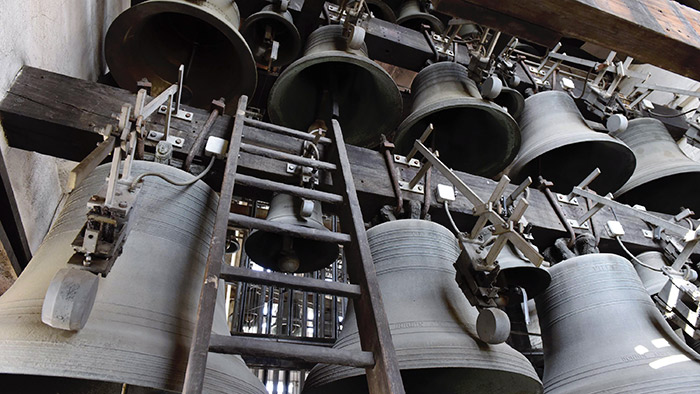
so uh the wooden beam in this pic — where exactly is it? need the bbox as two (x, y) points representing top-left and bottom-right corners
(0, 148), (31, 274)
(0, 66), (687, 256)
(433, 0), (700, 81)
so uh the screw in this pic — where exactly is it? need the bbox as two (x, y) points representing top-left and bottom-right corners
(119, 201), (127, 208)
(185, 113), (192, 118)
(149, 131), (157, 137)
(160, 105), (167, 111)
(175, 138), (182, 144)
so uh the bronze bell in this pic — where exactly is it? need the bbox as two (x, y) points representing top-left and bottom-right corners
(105, 0), (257, 112)
(0, 162), (266, 393)
(268, 24), (402, 147)
(494, 87), (525, 120)
(240, 3), (301, 68)
(507, 91), (636, 194)
(396, 0), (445, 33)
(614, 117), (700, 213)
(494, 241), (551, 299)
(633, 251), (671, 296)
(394, 62), (521, 178)
(349, 0), (398, 22)
(536, 253), (700, 393)
(302, 219), (543, 394)
(245, 193), (339, 273)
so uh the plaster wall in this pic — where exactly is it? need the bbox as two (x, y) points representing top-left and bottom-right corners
(0, 0), (129, 292)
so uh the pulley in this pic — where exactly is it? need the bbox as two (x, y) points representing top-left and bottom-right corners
(105, 0), (257, 112)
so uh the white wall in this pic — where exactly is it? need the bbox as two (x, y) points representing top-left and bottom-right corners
(0, 0), (129, 286)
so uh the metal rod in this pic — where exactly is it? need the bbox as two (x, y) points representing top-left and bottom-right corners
(405, 123), (434, 162)
(408, 161), (432, 189)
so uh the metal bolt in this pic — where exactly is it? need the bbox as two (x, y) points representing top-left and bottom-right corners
(160, 105), (167, 111)
(185, 113), (192, 118)
(119, 201), (127, 208)
(175, 138), (182, 144)
(149, 131), (157, 137)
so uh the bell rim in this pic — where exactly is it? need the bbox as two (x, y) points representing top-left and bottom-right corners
(395, 97), (521, 177)
(500, 266), (552, 299)
(613, 167), (700, 213)
(396, 13), (445, 34)
(105, 0), (258, 107)
(267, 50), (403, 147)
(244, 229), (340, 273)
(240, 9), (302, 67)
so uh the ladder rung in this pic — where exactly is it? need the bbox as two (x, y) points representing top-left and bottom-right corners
(209, 334), (375, 368)
(240, 142), (337, 171)
(220, 265), (362, 298)
(228, 213), (351, 244)
(243, 118), (333, 145)
(235, 174), (344, 205)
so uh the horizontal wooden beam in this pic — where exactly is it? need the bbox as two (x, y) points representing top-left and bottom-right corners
(433, 0), (700, 81)
(0, 66), (688, 256)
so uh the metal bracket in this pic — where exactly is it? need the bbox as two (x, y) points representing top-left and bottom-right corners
(398, 180), (424, 194)
(393, 154), (421, 168)
(157, 65), (193, 122)
(556, 193), (579, 205)
(146, 130), (185, 148)
(566, 219), (590, 230)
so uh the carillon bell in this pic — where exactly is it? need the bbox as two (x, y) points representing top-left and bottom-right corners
(494, 241), (551, 298)
(614, 117), (700, 213)
(267, 24), (402, 147)
(240, 3), (301, 68)
(536, 253), (700, 393)
(507, 91), (636, 194)
(350, 0), (398, 22)
(494, 86), (525, 120)
(0, 162), (266, 393)
(396, 0), (444, 33)
(302, 220), (543, 394)
(394, 62), (521, 178)
(105, 0), (257, 112)
(633, 251), (671, 296)
(244, 193), (339, 273)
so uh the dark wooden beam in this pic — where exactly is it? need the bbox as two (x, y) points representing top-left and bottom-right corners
(0, 66), (687, 256)
(433, 0), (700, 81)
(0, 148), (31, 274)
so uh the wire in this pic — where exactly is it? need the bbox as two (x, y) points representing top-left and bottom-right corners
(648, 107), (698, 118)
(615, 235), (662, 272)
(575, 66), (594, 100)
(129, 156), (216, 191)
(444, 201), (461, 235)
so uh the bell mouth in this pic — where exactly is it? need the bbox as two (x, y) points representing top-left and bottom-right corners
(245, 231), (340, 273)
(105, 0), (257, 112)
(493, 87), (525, 120)
(615, 170), (700, 214)
(509, 139), (636, 195)
(303, 366), (543, 394)
(267, 51), (403, 148)
(364, 0), (398, 22)
(395, 99), (521, 178)
(241, 9), (301, 67)
(499, 266), (552, 299)
(397, 14), (445, 33)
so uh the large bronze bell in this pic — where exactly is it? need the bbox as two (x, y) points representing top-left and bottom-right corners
(302, 219), (543, 394)
(240, 3), (301, 68)
(536, 253), (700, 394)
(105, 0), (257, 112)
(394, 62), (521, 177)
(396, 0), (445, 33)
(245, 193), (339, 273)
(507, 91), (636, 194)
(267, 25), (403, 147)
(614, 117), (700, 213)
(0, 162), (266, 393)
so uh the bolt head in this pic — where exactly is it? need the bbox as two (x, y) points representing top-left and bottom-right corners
(118, 201), (127, 208)
(176, 138), (182, 144)
(185, 113), (192, 118)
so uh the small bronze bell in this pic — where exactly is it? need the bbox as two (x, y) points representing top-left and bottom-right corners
(396, 0), (444, 33)
(240, 3), (301, 68)
(244, 193), (339, 273)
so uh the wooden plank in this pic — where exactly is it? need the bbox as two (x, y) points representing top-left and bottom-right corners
(0, 148), (31, 273)
(433, 0), (700, 81)
(209, 334), (375, 368)
(68, 137), (115, 191)
(0, 67), (687, 254)
(228, 213), (352, 244)
(328, 119), (406, 394)
(182, 96), (248, 394)
(235, 173), (344, 204)
(220, 265), (361, 297)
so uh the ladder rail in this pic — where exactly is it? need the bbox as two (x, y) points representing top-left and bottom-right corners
(328, 119), (406, 394)
(182, 96), (248, 394)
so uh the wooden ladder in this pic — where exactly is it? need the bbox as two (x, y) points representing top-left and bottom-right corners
(182, 96), (405, 394)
